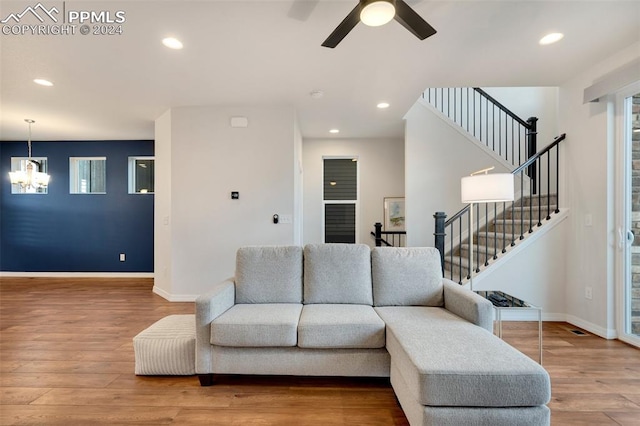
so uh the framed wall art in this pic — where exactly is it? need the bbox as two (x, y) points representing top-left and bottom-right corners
(384, 197), (405, 231)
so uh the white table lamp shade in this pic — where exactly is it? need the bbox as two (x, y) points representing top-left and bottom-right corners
(461, 173), (514, 203)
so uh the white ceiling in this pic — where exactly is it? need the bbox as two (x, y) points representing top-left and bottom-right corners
(1, 0), (639, 141)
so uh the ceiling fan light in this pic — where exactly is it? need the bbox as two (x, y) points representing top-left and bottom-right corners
(162, 37), (183, 50)
(539, 32), (564, 45)
(360, 1), (395, 27)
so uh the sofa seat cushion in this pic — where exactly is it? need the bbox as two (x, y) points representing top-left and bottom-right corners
(375, 306), (550, 408)
(303, 244), (373, 305)
(211, 304), (302, 347)
(298, 304), (386, 349)
(372, 247), (444, 307)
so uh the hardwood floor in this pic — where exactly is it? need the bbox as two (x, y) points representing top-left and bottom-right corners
(1, 277), (639, 425)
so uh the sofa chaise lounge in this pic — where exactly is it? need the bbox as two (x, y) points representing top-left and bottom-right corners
(195, 244), (551, 425)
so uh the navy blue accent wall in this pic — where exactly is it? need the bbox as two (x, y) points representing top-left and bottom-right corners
(0, 140), (154, 272)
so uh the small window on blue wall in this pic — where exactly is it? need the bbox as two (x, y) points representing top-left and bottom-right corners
(128, 157), (154, 194)
(70, 157), (106, 194)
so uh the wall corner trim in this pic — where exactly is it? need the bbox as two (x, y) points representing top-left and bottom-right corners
(152, 285), (198, 302)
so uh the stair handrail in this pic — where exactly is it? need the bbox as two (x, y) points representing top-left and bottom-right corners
(472, 88), (532, 129)
(434, 133), (566, 282)
(441, 133), (566, 229)
(512, 133), (565, 175)
(370, 232), (393, 247)
(373, 222), (406, 247)
(423, 88), (539, 188)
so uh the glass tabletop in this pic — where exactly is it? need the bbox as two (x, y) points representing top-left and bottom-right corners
(474, 290), (538, 308)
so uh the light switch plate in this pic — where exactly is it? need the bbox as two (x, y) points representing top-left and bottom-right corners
(280, 214), (292, 224)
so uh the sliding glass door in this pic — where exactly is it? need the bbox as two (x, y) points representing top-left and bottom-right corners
(617, 84), (640, 347)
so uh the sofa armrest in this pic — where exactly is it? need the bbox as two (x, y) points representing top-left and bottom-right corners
(443, 279), (493, 332)
(195, 278), (235, 373)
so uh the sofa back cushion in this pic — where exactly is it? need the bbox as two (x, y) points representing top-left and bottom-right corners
(303, 244), (373, 305)
(235, 246), (303, 304)
(372, 247), (443, 307)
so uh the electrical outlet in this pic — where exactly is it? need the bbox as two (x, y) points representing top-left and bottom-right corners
(119, 253), (126, 262)
(585, 286), (593, 300)
(585, 214), (593, 227)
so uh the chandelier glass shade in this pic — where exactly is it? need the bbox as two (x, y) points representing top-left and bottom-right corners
(9, 161), (50, 189)
(8, 119), (50, 190)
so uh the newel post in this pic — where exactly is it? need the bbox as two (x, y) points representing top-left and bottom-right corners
(433, 212), (446, 273)
(374, 222), (383, 247)
(527, 116), (538, 195)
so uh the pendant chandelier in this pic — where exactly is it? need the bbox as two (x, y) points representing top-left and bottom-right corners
(8, 119), (50, 190)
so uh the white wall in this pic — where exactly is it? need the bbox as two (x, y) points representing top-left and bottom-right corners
(154, 106), (298, 300)
(154, 110), (173, 297)
(559, 41), (640, 338)
(474, 213), (569, 320)
(293, 114), (303, 245)
(404, 100), (512, 248)
(303, 138), (404, 247)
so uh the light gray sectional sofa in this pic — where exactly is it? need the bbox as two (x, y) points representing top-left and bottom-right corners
(196, 244), (551, 425)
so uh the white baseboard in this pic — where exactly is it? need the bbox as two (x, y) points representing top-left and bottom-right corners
(152, 286), (198, 302)
(564, 314), (617, 339)
(494, 310), (564, 322)
(496, 311), (617, 339)
(0, 271), (154, 278)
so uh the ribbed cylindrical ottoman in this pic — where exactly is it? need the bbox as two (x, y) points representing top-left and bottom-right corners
(133, 314), (195, 375)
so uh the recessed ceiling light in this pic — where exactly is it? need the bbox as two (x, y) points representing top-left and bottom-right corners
(329, 129), (340, 134)
(162, 37), (183, 49)
(539, 32), (564, 45)
(377, 102), (390, 109)
(33, 79), (53, 87)
(310, 90), (324, 99)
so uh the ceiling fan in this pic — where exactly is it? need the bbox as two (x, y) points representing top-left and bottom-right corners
(322, 0), (436, 48)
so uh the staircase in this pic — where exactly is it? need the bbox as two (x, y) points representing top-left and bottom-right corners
(425, 87), (566, 284)
(443, 193), (558, 282)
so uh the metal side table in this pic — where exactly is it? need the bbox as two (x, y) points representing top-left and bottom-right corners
(474, 290), (542, 364)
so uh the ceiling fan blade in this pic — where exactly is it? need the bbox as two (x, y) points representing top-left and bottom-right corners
(321, 4), (362, 48)
(394, 0), (436, 40)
